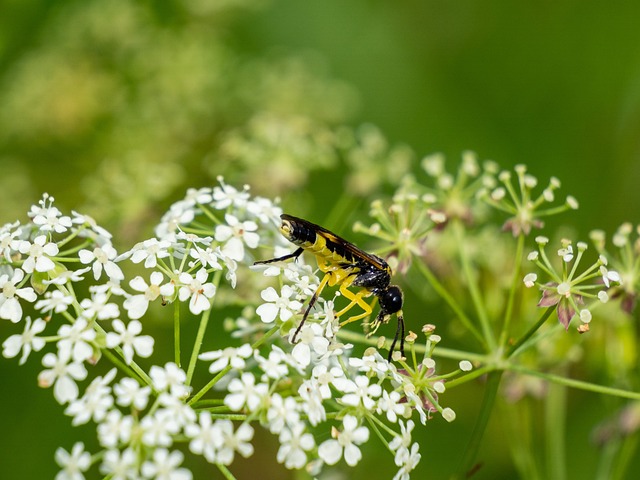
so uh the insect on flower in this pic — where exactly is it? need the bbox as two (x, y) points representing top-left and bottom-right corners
(255, 214), (405, 361)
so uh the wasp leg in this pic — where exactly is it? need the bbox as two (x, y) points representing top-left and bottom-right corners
(291, 271), (332, 343)
(387, 311), (405, 362)
(254, 247), (304, 265)
(336, 283), (374, 325)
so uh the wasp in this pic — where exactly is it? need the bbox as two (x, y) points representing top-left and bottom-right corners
(255, 214), (405, 361)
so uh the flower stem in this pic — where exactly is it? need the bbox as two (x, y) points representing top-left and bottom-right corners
(499, 233), (525, 349)
(545, 378), (567, 480)
(174, 303), (181, 367)
(414, 260), (485, 348)
(507, 306), (555, 357)
(186, 307), (212, 387)
(452, 220), (496, 351)
(216, 463), (237, 480)
(456, 370), (503, 478)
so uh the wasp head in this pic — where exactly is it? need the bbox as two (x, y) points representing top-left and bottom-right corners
(378, 285), (403, 315)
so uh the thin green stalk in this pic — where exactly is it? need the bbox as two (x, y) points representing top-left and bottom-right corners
(507, 307), (555, 357)
(611, 433), (640, 480)
(216, 463), (237, 480)
(414, 260), (486, 348)
(453, 220), (496, 351)
(174, 303), (181, 367)
(508, 365), (640, 400)
(499, 233), (525, 349)
(456, 370), (503, 478)
(188, 365), (232, 406)
(185, 307), (212, 386)
(545, 379), (567, 480)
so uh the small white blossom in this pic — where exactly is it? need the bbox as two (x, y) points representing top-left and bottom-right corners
(298, 379), (326, 426)
(123, 271), (173, 319)
(57, 317), (97, 363)
(2, 316), (46, 364)
(114, 376), (151, 410)
(311, 364), (350, 399)
(35, 289), (74, 314)
(105, 319), (154, 364)
(97, 410), (134, 448)
(177, 269), (216, 315)
(256, 346), (290, 381)
(376, 389), (408, 423)
(224, 372), (268, 412)
(55, 442), (91, 480)
(216, 420), (255, 466)
(64, 369), (116, 425)
(120, 238), (172, 268)
(318, 415), (369, 467)
(339, 375), (382, 410)
(212, 180), (250, 210)
(99, 448), (138, 479)
(277, 423), (315, 470)
(18, 235), (59, 273)
(185, 412), (222, 463)
(43, 267), (91, 286)
(80, 292), (120, 321)
(150, 363), (190, 398)
(393, 443), (421, 480)
(140, 410), (180, 447)
(291, 322), (329, 367)
(0, 268), (37, 323)
(558, 245), (574, 263)
(38, 347), (88, 404)
(255, 285), (302, 324)
(266, 393), (301, 434)
(78, 243), (124, 282)
(199, 344), (254, 374)
(140, 448), (192, 480)
(600, 266), (621, 288)
(214, 214), (260, 261)
(523, 273), (537, 288)
(188, 244), (222, 270)
(30, 195), (72, 233)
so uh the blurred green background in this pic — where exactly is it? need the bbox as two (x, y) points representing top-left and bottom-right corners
(1, 0), (639, 478)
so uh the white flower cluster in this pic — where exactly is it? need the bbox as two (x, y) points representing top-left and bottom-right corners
(0, 181), (464, 479)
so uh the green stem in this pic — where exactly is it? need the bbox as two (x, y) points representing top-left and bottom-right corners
(414, 260), (486, 348)
(457, 370), (503, 478)
(545, 379), (567, 480)
(499, 233), (525, 349)
(188, 365), (232, 406)
(507, 307), (555, 357)
(453, 220), (496, 351)
(174, 303), (181, 367)
(186, 307), (212, 387)
(216, 463), (237, 480)
(509, 365), (640, 400)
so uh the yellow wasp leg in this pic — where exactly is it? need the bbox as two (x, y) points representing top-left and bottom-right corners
(336, 283), (375, 325)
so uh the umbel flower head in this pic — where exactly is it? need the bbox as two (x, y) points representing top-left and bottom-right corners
(523, 236), (620, 330)
(480, 164), (579, 236)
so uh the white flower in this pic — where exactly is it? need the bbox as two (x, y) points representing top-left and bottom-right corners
(0, 223), (23, 262)
(224, 372), (268, 412)
(298, 379), (326, 426)
(2, 316), (46, 364)
(106, 319), (154, 364)
(44, 267), (91, 286)
(120, 238), (172, 268)
(123, 271), (172, 319)
(99, 448), (138, 478)
(80, 292), (119, 321)
(114, 376), (151, 410)
(141, 448), (192, 480)
(55, 442), (91, 480)
(38, 347), (88, 404)
(178, 269), (216, 315)
(199, 344), (253, 374)
(140, 410), (180, 447)
(266, 393), (301, 434)
(35, 289), (74, 314)
(57, 317), (97, 363)
(71, 211), (112, 241)
(393, 443), (421, 480)
(150, 363), (190, 398)
(255, 285), (302, 324)
(30, 194), (72, 233)
(339, 375), (382, 410)
(389, 420), (415, 452)
(189, 244), (222, 270)
(64, 369), (116, 426)
(600, 266), (621, 288)
(523, 273), (537, 288)
(158, 393), (197, 428)
(0, 268), (37, 323)
(256, 346), (290, 380)
(78, 243), (124, 282)
(212, 180), (250, 210)
(557, 245), (574, 263)
(185, 412), (222, 463)
(317, 415), (370, 467)
(311, 364), (349, 399)
(18, 235), (59, 273)
(214, 214), (260, 261)
(216, 420), (254, 465)
(291, 322), (329, 367)
(246, 196), (283, 224)
(376, 389), (408, 423)
(97, 410), (134, 448)
(277, 424), (315, 470)
(348, 352), (389, 377)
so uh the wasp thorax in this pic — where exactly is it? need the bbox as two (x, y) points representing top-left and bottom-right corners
(379, 285), (403, 314)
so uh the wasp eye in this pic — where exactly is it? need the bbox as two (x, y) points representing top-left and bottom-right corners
(379, 286), (403, 314)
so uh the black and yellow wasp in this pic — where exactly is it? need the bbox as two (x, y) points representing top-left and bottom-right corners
(255, 214), (405, 361)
